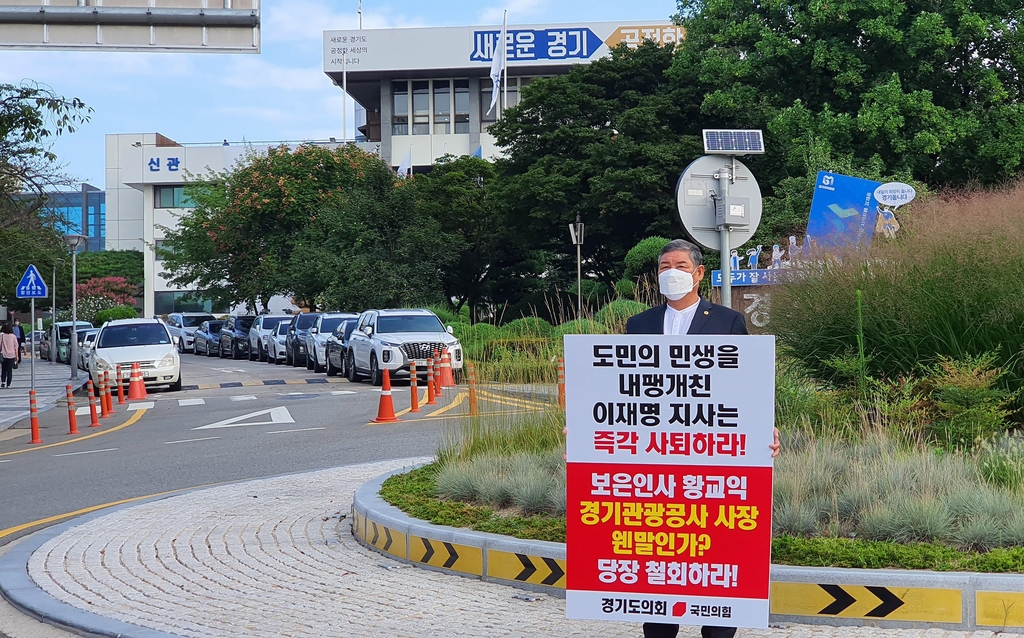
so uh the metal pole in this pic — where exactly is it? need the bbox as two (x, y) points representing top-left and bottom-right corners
(718, 162), (733, 309)
(30, 298), (35, 392)
(70, 247), (78, 380)
(358, 0), (362, 29)
(502, 9), (507, 112)
(577, 242), (582, 319)
(51, 265), (56, 363)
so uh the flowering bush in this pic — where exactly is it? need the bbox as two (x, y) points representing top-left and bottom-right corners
(75, 277), (138, 324)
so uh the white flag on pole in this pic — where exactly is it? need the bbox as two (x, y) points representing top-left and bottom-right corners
(396, 146), (413, 178)
(487, 11), (507, 115)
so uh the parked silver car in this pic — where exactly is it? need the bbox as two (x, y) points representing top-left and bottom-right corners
(248, 315), (292, 362)
(165, 312), (216, 353)
(304, 313), (357, 373)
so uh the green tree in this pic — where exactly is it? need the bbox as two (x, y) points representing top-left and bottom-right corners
(490, 42), (697, 289)
(0, 82), (91, 308)
(289, 163), (455, 311)
(161, 145), (384, 310)
(76, 250), (144, 290)
(412, 155), (510, 321)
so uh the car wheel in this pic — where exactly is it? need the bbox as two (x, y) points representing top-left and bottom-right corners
(177, 338), (184, 354)
(291, 348), (302, 367)
(248, 344), (258, 361)
(219, 341), (226, 358)
(369, 353), (382, 387)
(169, 375), (182, 392)
(314, 351), (326, 374)
(259, 344), (267, 362)
(346, 352), (361, 382)
(326, 352), (338, 377)
(306, 351), (315, 371)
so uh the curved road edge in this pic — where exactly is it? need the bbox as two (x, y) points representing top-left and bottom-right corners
(351, 469), (1024, 632)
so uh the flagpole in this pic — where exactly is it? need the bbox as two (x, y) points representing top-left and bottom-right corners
(342, 53), (347, 143)
(502, 9), (508, 113)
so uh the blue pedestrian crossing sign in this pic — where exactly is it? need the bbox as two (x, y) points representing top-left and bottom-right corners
(16, 264), (48, 299)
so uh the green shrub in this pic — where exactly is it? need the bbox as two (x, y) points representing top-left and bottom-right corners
(556, 319), (608, 335)
(594, 299), (648, 333)
(428, 305), (461, 326)
(501, 317), (556, 338)
(93, 305), (138, 325)
(614, 278), (636, 299)
(624, 236), (670, 278)
(923, 353), (1016, 450)
(771, 188), (1024, 406)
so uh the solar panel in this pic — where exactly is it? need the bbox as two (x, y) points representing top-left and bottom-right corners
(703, 130), (765, 155)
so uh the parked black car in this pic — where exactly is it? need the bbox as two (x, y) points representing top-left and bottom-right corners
(324, 318), (358, 377)
(219, 316), (255, 359)
(285, 312), (320, 367)
(193, 320), (223, 356)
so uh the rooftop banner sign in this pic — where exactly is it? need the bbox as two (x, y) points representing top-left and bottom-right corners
(324, 21), (681, 74)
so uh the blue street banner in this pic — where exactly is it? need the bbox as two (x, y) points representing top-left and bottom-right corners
(711, 269), (785, 287)
(16, 264), (48, 299)
(471, 27), (602, 63)
(806, 172), (881, 250)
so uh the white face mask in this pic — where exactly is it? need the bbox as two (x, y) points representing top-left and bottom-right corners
(658, 268), (695, 301)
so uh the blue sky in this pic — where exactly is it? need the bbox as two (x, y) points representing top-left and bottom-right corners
(0, 0), (679, 189)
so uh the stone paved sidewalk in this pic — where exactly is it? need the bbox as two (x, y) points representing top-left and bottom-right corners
(19, 458), (1024, 638)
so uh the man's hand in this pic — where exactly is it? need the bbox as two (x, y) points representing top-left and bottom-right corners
(769, 427), (781, 458)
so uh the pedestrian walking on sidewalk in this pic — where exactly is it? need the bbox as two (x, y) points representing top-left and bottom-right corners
(12, 317), (25, 365)
(1, 323), (18, 388)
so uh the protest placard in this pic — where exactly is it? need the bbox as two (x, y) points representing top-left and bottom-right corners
(564, 335), (775, 628)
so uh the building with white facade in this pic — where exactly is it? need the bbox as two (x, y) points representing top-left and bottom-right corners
(322, 21), (682, 169)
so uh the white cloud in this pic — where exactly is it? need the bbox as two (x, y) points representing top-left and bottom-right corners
(263, 0), (427, 42)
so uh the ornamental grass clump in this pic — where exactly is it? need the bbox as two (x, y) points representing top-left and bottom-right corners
(775, 430), (1024, 551)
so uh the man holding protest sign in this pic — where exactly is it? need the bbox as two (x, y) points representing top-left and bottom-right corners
(564, 239), (780, 638)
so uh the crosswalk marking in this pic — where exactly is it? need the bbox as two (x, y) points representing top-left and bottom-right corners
(128, 402), (154, 410)
(332, 390), (356, 395)
(178, 398), (206, 406)
(230, 395), (257, 402)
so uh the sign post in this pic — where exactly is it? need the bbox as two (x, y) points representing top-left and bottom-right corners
(16, 264), (49, 394)
(564, 334), (775, 629)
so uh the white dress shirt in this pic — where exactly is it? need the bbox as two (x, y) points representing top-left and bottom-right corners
(663, 299), (700, 335)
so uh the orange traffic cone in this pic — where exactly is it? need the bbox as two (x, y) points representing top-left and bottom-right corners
(433, 350), (444, 398)
(87, 381), (101, 427)
(440, 350), (456, 388)
(373, 369), (399, 423)
(467, 361), (479, 416)
(106, 371), (117, 414)
(409, 361), (420, 413)
(115, 365), (126, 405)
(426, 357), (437, 405)
(127, 362), (148, 400)
(66, 384), (79, 435)
(29, 390), (42, 444)
(100, 372), (114, 418)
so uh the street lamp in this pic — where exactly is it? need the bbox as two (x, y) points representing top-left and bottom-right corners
(63, 234), (87, 380)
(568, 214), (585, 320)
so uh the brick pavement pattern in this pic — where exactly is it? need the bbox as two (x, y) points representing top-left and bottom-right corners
(26, 458), (1024, 638)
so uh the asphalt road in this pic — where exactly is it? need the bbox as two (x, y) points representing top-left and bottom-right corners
(0, 352), (447, 542)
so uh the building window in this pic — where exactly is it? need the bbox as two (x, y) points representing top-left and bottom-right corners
(481, 78), (498, 126)
(412, 81), (430, 135)
(154, 291), (225, 315)
(433, 80), (451, 135)
(454, 79), (470, 134)
(154, 186), (191, 209)
(154, 239), (176, 256)
(392, 81), (409, 136)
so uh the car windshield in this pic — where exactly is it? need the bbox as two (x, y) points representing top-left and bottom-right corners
(84, 333), (97, 343)
(261, 317), (289, 330)
(98, 324), (170, 348)
(181, 315), (215, 328)
(276, 322), (290, 335)
(58, 323), (91, 339)
(295, 314), (318, 330)
(208, 322), (223, 334)
(377, 315), (445, 333)
(320, 317), (346, 334)
(343, 321), (357, 339)
(234, 317), (255, 332)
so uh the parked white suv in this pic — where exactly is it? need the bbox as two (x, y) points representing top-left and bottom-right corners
(346, 309), (463, 386)
(90, 318), (182, 391)
(305, 312), (357, 373)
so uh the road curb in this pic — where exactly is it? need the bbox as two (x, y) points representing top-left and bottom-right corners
(353, 468), (1024, 631)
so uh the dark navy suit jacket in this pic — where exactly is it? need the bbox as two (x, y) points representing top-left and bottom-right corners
(625, 297), (748, 336)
